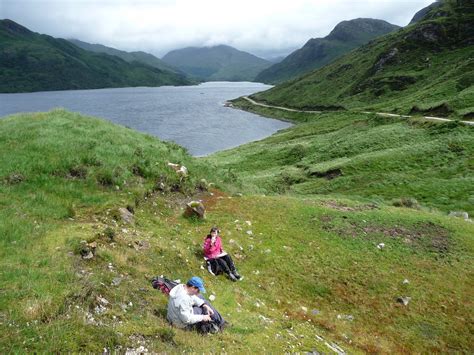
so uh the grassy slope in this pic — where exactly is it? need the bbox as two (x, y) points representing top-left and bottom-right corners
(208, 99), (474, 215)
(252, 0), (474, 118)
(0, 20), (191, 93)
(1, 111), (473, 353)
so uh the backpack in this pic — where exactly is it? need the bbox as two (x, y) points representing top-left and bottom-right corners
(151, 276), (179, 296)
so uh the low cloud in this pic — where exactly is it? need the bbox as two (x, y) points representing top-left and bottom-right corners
(2, 0), (434, 58)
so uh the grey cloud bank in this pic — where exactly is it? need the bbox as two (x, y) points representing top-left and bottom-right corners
(1, 0), (434, 58)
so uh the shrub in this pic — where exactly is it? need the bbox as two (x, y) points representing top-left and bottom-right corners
(392, 197), (420, 209)
(96, 170), (115, 186)
(103, 227), (116, 241)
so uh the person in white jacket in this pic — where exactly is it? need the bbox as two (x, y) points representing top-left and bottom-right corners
(167, 276), (215, 329)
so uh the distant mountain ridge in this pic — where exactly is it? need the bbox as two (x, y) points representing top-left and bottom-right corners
(255, 18), (400, 84)
(162, 45), (272, 82)
(68, 39), (181, 74)
(252, 0), (474, 118)
(0, 19), (191, 93)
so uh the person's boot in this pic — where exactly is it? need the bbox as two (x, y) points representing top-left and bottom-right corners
(232, 270), (242, 280)
(228, 273), (238, 282)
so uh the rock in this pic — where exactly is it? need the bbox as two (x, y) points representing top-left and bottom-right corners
(337, 314), (354, 321)
(403, 279), (410, 285)
(449, 211), (469, 220)
(95, 304), (107, 314)
(377, 243), (385, 250)
(167, 162), (188, 177)
(97, 296), (109, 306)
(183, 201), (206, 219)
(397, 296), (411, 306)
(373, 47), (399, 73)
(5, 173), (25, 185)
(112, 277), (122, 286)
(246, 230), (253, 236)
(133, 240), (150, 250)
(81, 243), (95, 260)
(209, 294), (216, 301)
(118, 208), (134, 224)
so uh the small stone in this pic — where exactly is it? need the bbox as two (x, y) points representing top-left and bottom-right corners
(94, 304), (107, 314)
(301, 306), (308, 312)
(209, 295), (216, 301)
(403, 279), (410, 285)
(397, 296), (411, 306)
(245, 220), (252, 226)
(337, 314), (354, 321)
(448, 211), (469, 220)
(377, 243), (385, 249)
(246, 230), (253, 236)
(111, 277), (122, 286)
(81, 251), (94, 260)
(118, 207), (134, 224)
(97, 296), (109, 306)
(183, 201), (206, 219)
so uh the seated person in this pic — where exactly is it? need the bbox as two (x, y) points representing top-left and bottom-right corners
(166, 276), (225, 333)
(203, 227), (242, 282)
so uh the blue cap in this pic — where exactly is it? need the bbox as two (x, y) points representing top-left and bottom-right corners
(187, 276), (206, 293)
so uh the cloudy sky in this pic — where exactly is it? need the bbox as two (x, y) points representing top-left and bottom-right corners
(1, 0), (434, 59)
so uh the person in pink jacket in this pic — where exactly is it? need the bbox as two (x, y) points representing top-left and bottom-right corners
(203, 227), (242, 282)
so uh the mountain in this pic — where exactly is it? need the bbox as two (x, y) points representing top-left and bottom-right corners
(252, 0), (474, 118)
(161, 45), (272, 81)
(255, 18), (400, 84)
(409, 1), (442, 24)
(68, 39), (181, 74)
(0, 20), (192, 93)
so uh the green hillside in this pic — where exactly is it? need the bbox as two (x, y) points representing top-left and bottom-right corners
(68, 39), (183, 75)
(0, 20), (192, 93)
(207, 100), (474, 215)
(1, 110), (473, 353)
(162, 45), (272, 81)
(252, 0), (474, 119)
(255, 18), (399, 84)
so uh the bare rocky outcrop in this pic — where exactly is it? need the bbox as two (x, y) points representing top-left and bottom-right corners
(372, 47), (399, 73)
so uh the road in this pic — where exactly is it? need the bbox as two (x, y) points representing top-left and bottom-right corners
(241, 96), (474, 126)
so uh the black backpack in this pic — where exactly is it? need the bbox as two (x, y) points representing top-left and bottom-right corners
(151, 276), (178, 296)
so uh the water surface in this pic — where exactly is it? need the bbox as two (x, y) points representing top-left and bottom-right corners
(0, 82), (291, 156)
